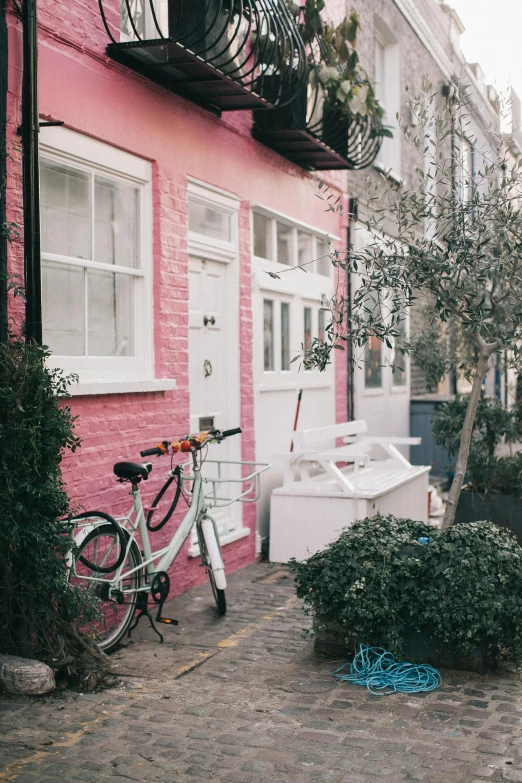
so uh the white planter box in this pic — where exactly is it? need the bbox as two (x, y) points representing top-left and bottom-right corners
(268, 419), (430, 563)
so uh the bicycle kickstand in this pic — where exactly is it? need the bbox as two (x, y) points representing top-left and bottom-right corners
(127, 592), (165, 644)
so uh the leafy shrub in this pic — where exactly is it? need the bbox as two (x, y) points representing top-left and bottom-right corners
(419, 522), (522, 662)
(290, 514), (522, 664)
(0, 340), (101, 677)
(290, 514), (434, 656)
(432, 396), (522, 496)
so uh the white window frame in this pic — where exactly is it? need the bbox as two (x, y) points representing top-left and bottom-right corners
(40, 126), (172, 396)
(351, 226), (410, 398)
(120, 0), (169, 42)
(252, 205), (337, 392)
(373, 17), (401, 179)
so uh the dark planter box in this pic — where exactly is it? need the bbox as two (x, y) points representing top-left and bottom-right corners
(169, 0), (241, 76)
(321, 101), (348, 157)
(455, 491), (522, 546)
(253, 74), (307, 129)
(313, 615), (488, 674)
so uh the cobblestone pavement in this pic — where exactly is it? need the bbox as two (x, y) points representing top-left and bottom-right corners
(2, 562), (522, 783)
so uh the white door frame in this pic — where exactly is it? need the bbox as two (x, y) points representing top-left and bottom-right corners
(186, 181), (245, 555)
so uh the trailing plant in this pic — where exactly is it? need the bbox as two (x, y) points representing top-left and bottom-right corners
(302, 3), (389, 127)
(291, 514), (522, 664)
(0, 339), (109, 688)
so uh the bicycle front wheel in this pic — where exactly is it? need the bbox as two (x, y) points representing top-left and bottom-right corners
(70, 524), (141, 652)
(200, 527), (227, 616)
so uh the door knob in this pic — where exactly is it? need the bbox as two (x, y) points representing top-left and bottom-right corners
(203, 315), (216, 326)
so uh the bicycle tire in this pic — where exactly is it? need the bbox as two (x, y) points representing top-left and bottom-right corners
(200, 531), (227, 616)
(146, 467), (182, 532)
(71, 511), (127, 573)
(70, 524), (141, 651)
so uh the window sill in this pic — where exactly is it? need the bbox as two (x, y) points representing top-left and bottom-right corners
(361, 387), (385, 397)
(259, 380), (332, 392)
(69, 379), (176, 396)
(188, 526), (251, 558)
(373, 160), (404, 186)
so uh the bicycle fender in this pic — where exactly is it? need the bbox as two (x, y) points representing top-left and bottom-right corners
(201, 517), (227, 591)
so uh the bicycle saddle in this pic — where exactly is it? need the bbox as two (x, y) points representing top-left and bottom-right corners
(113, 462), (152, 481)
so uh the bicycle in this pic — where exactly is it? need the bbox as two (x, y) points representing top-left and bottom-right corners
(69, 427), (269, 652)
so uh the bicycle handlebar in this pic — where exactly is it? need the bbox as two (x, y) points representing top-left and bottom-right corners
(140, 427), (242, 458)
(140, 447), (163, 457)
(221, 427), (242, 438)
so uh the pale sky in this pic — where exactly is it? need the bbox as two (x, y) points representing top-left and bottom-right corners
(449, 0), (522, 101)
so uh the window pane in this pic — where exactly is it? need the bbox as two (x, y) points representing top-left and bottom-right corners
(392, 313), (407, 386)
(42, 261), (85, 355)
(316, 238), (331, 276)
(88, 271), (134, 356)
(253, 213), (272, 259)
(298, 232), (313, 270)
(276, 222), (292, 265)
(318, 308), (328, 342)
(281, 302), (290, 371)
(95, 177), (139, 268)
(365, 336), (382, 388)
(188, 200), (231, 242)
(304, 306), (312, 369)
(263, 300), (274, 371)
(121, 0), (146, 39)
(40, 160), (91, 259)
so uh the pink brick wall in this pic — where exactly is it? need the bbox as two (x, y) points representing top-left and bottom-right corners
(5, 0), (348, 595)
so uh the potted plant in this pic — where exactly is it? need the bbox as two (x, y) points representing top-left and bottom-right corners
(254, 3), (390, 154)
(432, 396), (522, 543)
(290, 514), (522, 672)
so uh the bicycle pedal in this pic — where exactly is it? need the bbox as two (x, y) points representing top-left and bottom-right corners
(158, 617), (179, 625)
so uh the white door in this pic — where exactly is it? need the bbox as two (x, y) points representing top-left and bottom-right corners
(188, 256), (241, 539)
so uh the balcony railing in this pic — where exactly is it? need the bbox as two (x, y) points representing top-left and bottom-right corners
(98, 0), (306, 112)
(252, 22), (384, 170)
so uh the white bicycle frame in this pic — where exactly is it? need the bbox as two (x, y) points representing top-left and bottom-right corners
(72, 451), (269, 596)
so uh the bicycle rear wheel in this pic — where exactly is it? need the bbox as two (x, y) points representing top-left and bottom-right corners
(200, 529), (227, 616)
(70, 524), (142, 651)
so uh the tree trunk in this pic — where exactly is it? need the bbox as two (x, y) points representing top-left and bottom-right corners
(442, 347), (493, 528)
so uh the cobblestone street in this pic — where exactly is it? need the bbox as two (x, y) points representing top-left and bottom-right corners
(2, 563), (522, 783)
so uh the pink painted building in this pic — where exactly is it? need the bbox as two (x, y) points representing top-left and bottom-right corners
(5, 0), (381, 594)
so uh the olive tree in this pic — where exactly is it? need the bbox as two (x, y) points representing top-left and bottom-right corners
(304, 82), (522, 528)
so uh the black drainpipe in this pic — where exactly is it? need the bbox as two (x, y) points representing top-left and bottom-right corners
(346, 198), (357, 422)
(21, 0), (42, 344)
(0, 0), (8, 343)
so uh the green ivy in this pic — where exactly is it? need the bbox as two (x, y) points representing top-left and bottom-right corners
(290, 514), (522, 664)
(0, 339), (99, 661)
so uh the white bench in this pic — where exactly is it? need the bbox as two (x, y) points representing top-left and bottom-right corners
(269, 420), (430, 562)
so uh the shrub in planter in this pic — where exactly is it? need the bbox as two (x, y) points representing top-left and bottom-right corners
(432, 397), (522, 541)
(290, 514), (522, 667)
(290, 514), (434, 658)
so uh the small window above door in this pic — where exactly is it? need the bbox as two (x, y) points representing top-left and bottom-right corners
(188, 180), (239, 262)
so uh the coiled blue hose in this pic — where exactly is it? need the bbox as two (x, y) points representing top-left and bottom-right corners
(332, 644), (442, 695)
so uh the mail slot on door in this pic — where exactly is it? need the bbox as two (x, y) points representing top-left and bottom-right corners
(199, 416), (215, 431)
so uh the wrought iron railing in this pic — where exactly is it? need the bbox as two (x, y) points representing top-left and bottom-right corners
(253, 29), (384, 170)
(98, 0), (307, 112)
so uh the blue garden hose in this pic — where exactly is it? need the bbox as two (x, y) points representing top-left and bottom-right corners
(332, 644), (442, 696)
